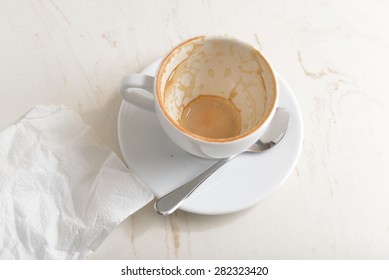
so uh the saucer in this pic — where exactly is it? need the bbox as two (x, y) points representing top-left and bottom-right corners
(118, 59), (303, 215)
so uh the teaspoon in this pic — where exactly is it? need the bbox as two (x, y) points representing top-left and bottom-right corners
(154, 107), (290, 215)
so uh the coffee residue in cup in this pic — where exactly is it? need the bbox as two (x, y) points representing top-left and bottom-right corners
(179, 95), (241, 139)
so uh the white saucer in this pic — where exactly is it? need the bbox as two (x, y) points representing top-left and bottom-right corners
(118, 59), (303, 215)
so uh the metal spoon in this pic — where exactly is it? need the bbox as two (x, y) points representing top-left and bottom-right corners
(154, 107), (290, 215)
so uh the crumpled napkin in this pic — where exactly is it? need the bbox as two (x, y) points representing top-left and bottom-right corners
(0, 105), (153, 259)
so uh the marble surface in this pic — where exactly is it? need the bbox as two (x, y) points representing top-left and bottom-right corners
(1, 0), (389, 259)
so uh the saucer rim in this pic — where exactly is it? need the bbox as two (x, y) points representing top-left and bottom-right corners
(118, 59), (304, 215)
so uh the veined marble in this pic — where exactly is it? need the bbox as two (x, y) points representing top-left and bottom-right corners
(1, 0), (388, 259)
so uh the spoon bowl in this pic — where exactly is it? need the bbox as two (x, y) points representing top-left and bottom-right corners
(154, 107), (290, 215)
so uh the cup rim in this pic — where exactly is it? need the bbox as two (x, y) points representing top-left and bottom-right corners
(155, 35), (278, 143)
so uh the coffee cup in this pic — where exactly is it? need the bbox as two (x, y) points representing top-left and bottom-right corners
(120, 36), (278, 159)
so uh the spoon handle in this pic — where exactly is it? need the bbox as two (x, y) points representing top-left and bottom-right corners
(154, 157), (232, 215)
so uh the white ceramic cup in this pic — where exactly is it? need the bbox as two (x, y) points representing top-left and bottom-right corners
(120, 36), (278, 158)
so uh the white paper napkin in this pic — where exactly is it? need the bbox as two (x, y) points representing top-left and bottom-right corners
(0, 105), (153, 259)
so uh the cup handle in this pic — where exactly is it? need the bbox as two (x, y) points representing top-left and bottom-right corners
(120, 74), (155, 112)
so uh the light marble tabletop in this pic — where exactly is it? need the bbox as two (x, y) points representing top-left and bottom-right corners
(1, 0), (389, 259)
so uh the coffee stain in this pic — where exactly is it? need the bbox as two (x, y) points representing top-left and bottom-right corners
(170, 215), (180, 257)
(101, 33), (117, 48)
(229, 90), (237, 99)
(229, 44), (234, 56)
(239, 55), (249, 64)
(164, 52), (199, 120)
(238, 65), (255, 74)
(180, 95), (241, 139)
(224, 68), (231, 77)
(198, 51), (206, 58)
(162, 37), (272, 138)
(48, 0), (71, 25)
(297, 51), (340, 79)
